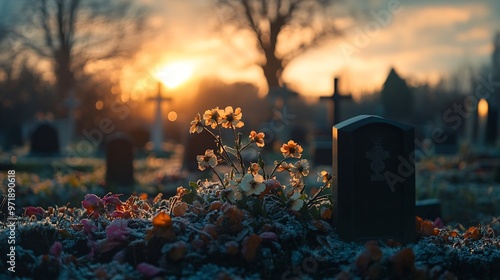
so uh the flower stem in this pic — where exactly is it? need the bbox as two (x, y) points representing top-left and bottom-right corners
(209, 166), (225, 187)
(233, 128), (245, 173)
(203, 127), (239, 173)
(269, 157), (288, 179)
(306, 182), (331, 208)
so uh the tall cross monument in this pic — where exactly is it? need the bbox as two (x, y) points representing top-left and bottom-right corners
(320, 77), (352, 127)
(64, 88), (80, 145)
(148, 82), (171, 152)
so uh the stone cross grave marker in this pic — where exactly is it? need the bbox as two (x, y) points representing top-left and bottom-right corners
(315, 77), (352, 166)
(333, 115), (415, 244)
(30, 123), (60, 156)
(106, 133), (134, 186)
(148, 83), (172, 152)
(320, 77), (352, 126)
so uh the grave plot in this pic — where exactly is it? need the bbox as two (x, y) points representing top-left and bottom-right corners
(2, 109), (499, 279)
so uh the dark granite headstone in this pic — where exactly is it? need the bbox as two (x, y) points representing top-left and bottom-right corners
(183, 130), (217, 172)
(333, 115), (415, 244)
(106, 133), (134, 186)
(30, 123), (60, 156)
(415, 199), (441, 221)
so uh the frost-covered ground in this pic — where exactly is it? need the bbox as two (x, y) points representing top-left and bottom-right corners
(1, 191), (499, 280)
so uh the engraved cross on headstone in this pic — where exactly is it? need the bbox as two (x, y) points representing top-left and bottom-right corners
(148, 82), (172, 152)
(320, 77), (352, 126)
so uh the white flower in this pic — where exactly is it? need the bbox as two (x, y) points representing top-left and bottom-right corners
(240, 173), (265, 196)
(289, 191), (304, 211)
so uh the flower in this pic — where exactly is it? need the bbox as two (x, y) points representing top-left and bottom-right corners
(49, 242), (63, 258)
(249, 162), (260, 175)
(249, 131), (265, 147)
(82, 194), (104, 217)
(24, 206), (45, 218)
(289, 191), (304, 211)
(102, 193), (123, 206)
(222, 184), (243, 203)
(276, 161), (291, 172)
(289, 159), (310, 178)
(240, 173), (266, 196)
(219, 106), (244, 129)
(81, 219), (97, 235)
(280, 140), (303, 158)
(318, 171), (332, 184)
(137, 262), (164, 278)
(203, 107), (220, 129)
(189, 113), (204, 134)
(106, 219), (129, 242)
(196, 149), (218, 171)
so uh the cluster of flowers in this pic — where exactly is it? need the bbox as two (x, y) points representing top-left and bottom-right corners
(189, 106), (332, 212)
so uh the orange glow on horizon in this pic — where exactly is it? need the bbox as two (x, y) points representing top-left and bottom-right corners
(155, 62), (194, 89)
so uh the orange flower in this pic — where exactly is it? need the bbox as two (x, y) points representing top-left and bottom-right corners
(317, 171), (332, 183)
(280, 140), (303, 158)
(196, 149), (218, 171)
(152, 211), (172, 228)
(219, 106), (244, 129)
(189, 113), (204, 134)
(249, 131), (265, 147)
(203, 107), (220, 129)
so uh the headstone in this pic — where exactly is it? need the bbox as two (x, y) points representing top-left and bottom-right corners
(148, 83), (171, 152)
(183, 130), (217, 172)
(333, 115), (415, 244)
(106, 133), (134, 186)
(30, 123), (60, 156)
(435, 129), (457, 154)
(415, 199), (441, 221)
(486, 108), (498, 145)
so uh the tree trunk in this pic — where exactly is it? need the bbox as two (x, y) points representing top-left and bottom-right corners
(262, 47), (283, 92)
(54, 45), (75, 117)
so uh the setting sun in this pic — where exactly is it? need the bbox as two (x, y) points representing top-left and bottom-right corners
(155, 62), (194, 89)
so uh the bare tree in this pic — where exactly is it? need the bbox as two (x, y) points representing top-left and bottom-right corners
(15, 0), (147, 115)
(216, 0), (342, 91)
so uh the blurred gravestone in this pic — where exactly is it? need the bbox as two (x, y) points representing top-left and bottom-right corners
(30, 123), (60, 156)
(415, 199), (441, 221)
(183, 130), (217, 172)
(333, 115), (415, 244)
(106, 133), (134, 186)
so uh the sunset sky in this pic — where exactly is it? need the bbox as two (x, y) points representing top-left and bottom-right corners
(125, 0), (500, 100)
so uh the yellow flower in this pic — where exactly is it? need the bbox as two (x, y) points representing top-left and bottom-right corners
(249, 131), (265, 147)
(289, 159), (309, 178)
(189, 113), (204, 134)
(219, 106), (244, 129)
(317, 171), (332, 184)
(240, 173), (265, 196)
(203, 107), (220, 129)
(280, 140), (303, 158)
(196, 149), (218, 171)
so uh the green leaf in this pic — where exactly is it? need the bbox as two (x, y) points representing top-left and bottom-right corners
(188, 181), (199, 190)
(224, 145), (238, 156)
